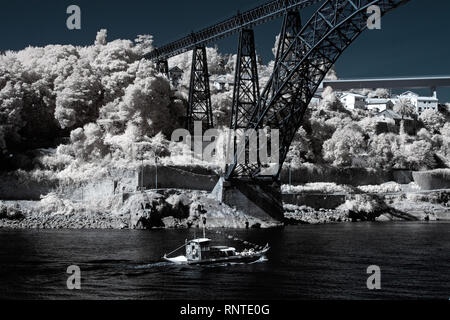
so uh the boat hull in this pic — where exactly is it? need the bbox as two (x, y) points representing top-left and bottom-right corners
(187, 253), (265, 265)
(164, 247), (269, 266)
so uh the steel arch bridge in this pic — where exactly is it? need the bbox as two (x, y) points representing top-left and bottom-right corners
(147, 0), (411, 220)
(226, 0), (410, 180)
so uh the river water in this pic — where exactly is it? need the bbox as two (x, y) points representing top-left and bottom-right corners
(0, 222), (448, 300)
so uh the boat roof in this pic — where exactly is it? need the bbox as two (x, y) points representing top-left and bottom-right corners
(210, 246), (236, 252)
(190, 238), (211, 243)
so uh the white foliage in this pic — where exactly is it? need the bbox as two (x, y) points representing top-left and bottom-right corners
(95, 29), (108, 46)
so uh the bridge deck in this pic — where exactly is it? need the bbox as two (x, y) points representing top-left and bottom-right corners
(145, 0), (323, 61)
(323, 76), (450, 90)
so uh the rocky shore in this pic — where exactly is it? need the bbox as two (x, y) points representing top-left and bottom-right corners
(0, 189), (282, 230)
(0, 183), (448, 230)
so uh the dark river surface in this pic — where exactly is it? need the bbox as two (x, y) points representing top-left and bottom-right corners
(0, 222), (448, 300)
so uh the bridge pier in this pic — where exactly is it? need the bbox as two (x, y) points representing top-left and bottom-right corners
(231, 28), (260, 131)
(211, 177), (284, 222)
(187, 46), (214, 134)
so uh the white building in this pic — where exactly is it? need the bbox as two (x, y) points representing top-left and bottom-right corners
(339, 93), (366, 110)
(396, 91), (439, 115)
(366, 98), (394, 112)
(211, 75), (234, 92)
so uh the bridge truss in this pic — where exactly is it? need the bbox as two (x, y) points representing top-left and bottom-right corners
(146, 0), (322, 62)
(146, 0), (323, 134)
(187, 46), (214, 132)
(146, 0), (411, 181)
(225, 0), (410, 180)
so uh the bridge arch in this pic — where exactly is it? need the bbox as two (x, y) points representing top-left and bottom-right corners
(226, 0), (411, 180)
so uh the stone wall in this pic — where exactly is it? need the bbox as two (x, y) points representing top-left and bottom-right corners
(138, 165), (219, 191)
(279, 166), (413, 186)
(282, 193), (347, 209)
(0, 172), (58, 200)
(413, 170), (450, 190)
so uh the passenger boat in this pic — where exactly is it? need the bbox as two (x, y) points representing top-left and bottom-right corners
(163, 238), (269, 265)
(163, 216), (269, 265)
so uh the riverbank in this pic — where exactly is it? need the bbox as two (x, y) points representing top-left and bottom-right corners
(1, 185), (448, 229)
(0, 189), (283, 230)
(0, 166), (448, 230)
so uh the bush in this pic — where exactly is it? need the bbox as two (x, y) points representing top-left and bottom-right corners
(323, 124), (366, 167)
(419, 109), (446, 134)
(0, 202), (25, 220)
(0, 202), (7, 218)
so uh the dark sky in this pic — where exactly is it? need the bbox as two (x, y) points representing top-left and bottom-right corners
(1, 0), (450, 101)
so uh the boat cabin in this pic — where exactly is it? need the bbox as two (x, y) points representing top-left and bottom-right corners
(186, 238), (236, 262)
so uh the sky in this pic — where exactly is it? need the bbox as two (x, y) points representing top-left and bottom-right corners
(1, 0), (450, 101)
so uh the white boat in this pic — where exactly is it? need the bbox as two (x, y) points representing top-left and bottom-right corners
(163, 237), (269, 265)
(164, 216), (269, 265)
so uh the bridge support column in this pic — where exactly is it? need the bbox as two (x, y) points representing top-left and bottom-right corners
(231, 29), (260, 131)
(187, 46), (214, 133)
(211, 177), (284, 223)
(226, 29), (262, 178)
(273, 10), (303, 93)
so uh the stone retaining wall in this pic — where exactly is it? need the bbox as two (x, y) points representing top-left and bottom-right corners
(413, 170), (450, 190)
(279, 166), (413, 186)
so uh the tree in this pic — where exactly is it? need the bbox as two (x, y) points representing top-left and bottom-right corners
(68, 123), (109, 161)
(134, 35), (154, 56)
(440, 123), (450, 158)
(323, 124), (366, 167)
(54, 59), (102, 129)
(419, 109), (446, 134)
(211, 90), (233, 127)
(325, 65), (338, 80)
(319, 87), (346, 112)
(95, 29), (108, 46)
(394, 97), (416, 135)
(285, 127), (315, 167)
(0, 81), (24, 151)
(367, 133), (400, 169)
(368, 88), (390, 99)
(394, 98), (415, 120)
(403, 140), (436, 170)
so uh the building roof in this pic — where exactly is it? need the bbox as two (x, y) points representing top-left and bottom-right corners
(416, 96), (439, 102)
(399, 91), (419, 97)
(190, 238), (211, 243)
(377, 109), (414, 120)
(377, 109), (402, 120)
(212, 75), (234, 84)
(366, 98), (391, 104)
(340, 92), (366, 98)
(169, 66), (183, 73)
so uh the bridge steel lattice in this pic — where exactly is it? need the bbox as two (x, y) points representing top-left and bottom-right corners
(225, 0), (411, 181)
(187, 46), (214, 132)
(272, 10), (303, 95)
(147, 0), (323, 133)
(146, 0), (323, 62)
(230, 29), (260, 132)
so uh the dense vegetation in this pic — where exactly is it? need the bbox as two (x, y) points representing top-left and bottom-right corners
(0, 29), (449, 179)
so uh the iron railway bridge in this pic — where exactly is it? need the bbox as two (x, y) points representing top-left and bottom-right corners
(145, 0), (411, 220)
